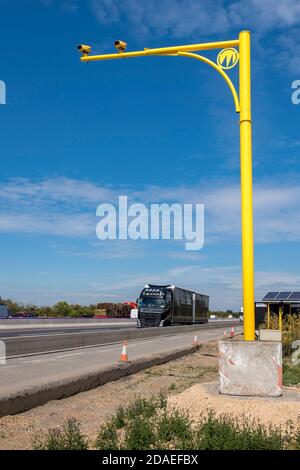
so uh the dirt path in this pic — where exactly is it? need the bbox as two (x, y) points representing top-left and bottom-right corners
(0, 342), (218, 450)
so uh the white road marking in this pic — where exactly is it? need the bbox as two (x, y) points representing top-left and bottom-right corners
(13, 348), (119, 365)
(96, 347), (117, 353)
(56, 352), (84, 359)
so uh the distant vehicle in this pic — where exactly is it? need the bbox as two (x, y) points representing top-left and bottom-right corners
(123, 301), (137, 309)
(137, 284), (209, 328)
(0, 305), (10, 319)
(13, 311), (35, 318)
(95, 303), (133, 318)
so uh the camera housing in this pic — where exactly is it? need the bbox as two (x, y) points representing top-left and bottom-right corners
(114, 40), (127, 53)
(77, 44), (91, 55)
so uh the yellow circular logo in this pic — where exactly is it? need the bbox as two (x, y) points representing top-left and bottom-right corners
(217, 48), (239, 69)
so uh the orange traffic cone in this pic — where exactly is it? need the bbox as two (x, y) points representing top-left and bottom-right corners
(120, 340), (128, 362)
(192, 334), (198, 346)
(230, 327), (235, 338)
(223, 329), (227, 338)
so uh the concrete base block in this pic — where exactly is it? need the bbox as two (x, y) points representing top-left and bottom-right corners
(259, 329), (282, 342)
(219, 340), (282, 397)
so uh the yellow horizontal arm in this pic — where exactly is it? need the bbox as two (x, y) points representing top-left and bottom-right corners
(81, 39), (239, 62)
(80, 39), (240, 112)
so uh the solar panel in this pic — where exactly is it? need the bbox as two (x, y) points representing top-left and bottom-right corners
(288, 291), (300, 301)
(262, 292), (279, 301)
(275, 291), (292, 300)
(262, 291), (300, 302)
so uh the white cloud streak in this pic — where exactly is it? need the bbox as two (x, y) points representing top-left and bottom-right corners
(90, 263), (300, 310)
(0, 176), (300, 244)
(89, 0), (300, 73)
(90, 0), (300, 37)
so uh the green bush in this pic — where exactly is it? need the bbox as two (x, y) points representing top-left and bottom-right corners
(112, 406), (127, 429)
(294, 426), (300, 450)
(168, 383), (177, 391)
(157, 410), (193, 449)
(95, 422), (119, 450)
(126, 397), (157, 421)
(93, 396), (298, 450)
(194, 411), (287, 450)
(261, 314), (300, 357)
(283, 364), (300, 385)
(124, 416), (156, 450)
(33, 418), (88, 450)
(34, 397), (300, 450)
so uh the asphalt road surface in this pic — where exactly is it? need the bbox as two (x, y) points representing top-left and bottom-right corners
(0, 325), (136, 338)
(0, 319), (136, 338)
(0, 318), (239, 339)
(0, 326), (243, 394)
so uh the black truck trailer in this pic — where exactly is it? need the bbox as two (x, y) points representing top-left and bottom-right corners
(137, 284), (209, 328)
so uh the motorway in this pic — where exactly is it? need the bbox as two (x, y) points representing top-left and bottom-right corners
(0, 325), (243, 394)
(0, 318), (237, 338)
(0, 322), (135, 338)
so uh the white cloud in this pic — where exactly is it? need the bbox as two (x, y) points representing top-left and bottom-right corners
(88, 0), (300, 74)
(4, 260), (300, 308)
(1, 176), (300, 244)
(229, 0), (300, 31)
(40, 1), (300, 73)
(90, 0), (228, 38)
(0, 177), (113, 205)
(275, 28), (300, 74)
(90, 0), (300, 37)
(136, 180), (300, 243)
(2, 174), (299, 307)
(0, 212), (94, 237)
(89, 263), (300, 310)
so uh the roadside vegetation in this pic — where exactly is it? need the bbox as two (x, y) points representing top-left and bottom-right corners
(261, 314), (300, 386)
(0, 296), (239, 319)
(261, 314), (300, 356)
(284, 364), (300, 386)
(0, 297), (131, 318)
(33, 418), (88, 450)
(33, 395), (300, 450)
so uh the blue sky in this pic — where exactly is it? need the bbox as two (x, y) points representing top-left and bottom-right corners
(0, 0), (300, 309)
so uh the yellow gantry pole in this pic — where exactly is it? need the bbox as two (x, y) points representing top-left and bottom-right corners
(279, 305), (283, 331)
(239, 31), (255, 341)
(79, 31), (255, 341)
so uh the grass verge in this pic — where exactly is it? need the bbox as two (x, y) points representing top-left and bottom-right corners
(283, 363), (300, 386)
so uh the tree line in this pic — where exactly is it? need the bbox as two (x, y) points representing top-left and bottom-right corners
(0, 298), (131, 318)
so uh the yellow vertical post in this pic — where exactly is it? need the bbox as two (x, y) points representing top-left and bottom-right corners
(239, 31), (255, 341)
(279, 305), (283, 331)
(267, 303), (270, 330)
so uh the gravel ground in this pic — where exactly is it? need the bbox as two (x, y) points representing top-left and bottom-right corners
(168, 381), (300, 427)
